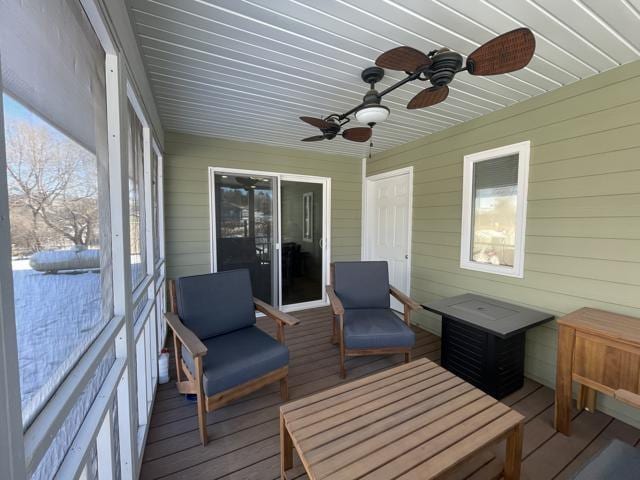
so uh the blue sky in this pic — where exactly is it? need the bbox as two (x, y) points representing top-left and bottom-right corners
(3, 93), (63, 137)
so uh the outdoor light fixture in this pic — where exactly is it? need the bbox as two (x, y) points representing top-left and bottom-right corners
(354, 104), (390, 124)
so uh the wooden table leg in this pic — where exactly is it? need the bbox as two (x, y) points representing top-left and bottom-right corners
(504, 422), (524, 480)
(280, 411), (293, 479)
(554, 325), (575, 435)
(577, 384), (597, 412)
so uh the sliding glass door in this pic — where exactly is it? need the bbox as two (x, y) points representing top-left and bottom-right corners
(210, 169), (329, 311)
(280, 179), (325, 307)
(213, 173), (278, 304)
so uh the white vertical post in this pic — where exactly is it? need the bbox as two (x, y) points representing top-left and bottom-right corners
(143, 128), (154, 279)
(360, 157), (367, 260)
(96, 409), (115, 480)
(157, 149), (166, 344)
(157, 150), (165, 263)
(105, 52), (137, 479)
(0, 56), (28, 480)
(135, 334), (147, 430)
(145, 316), (154, 398)
(149, 300), (158, 383)
(142, 129), (158, 386)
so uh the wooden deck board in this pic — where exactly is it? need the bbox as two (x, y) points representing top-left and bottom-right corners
(141, 307), (640, 479)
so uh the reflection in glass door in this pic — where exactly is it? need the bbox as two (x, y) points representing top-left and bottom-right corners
(280, 180), (324, 306)
(213, 173), (277, 304)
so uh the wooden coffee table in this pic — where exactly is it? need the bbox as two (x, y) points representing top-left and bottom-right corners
(280, 358), (524, 479)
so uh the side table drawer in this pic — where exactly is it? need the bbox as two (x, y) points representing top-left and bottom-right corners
(573, 333), (640, 393)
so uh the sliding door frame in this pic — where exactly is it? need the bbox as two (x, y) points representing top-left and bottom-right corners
(207, 167), (331, 312)
(278, 173), (331, 312)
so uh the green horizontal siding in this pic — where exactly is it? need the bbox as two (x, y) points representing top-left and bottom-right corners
(368, 60), (640, 428)
(163, 133), (362, 279)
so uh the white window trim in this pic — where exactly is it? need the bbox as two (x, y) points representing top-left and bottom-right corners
(460, 141), (530, 279)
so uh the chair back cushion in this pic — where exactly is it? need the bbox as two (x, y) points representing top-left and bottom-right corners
(176, 269), (256, 339)
(333, 261), (390, 309)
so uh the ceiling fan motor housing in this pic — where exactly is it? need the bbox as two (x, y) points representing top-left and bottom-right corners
(428, 51), (463, 87)
(362, 88), (381, 106)
(321, 121), (341, 139)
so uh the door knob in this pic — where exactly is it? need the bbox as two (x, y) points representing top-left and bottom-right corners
(405, 254), (409, 259)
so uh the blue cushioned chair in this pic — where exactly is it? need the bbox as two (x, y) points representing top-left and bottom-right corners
(326, 261), (420, 378)
(572, 439), (640, 479)
(572, 390), (640, 479)
(166, 269), (298, 446)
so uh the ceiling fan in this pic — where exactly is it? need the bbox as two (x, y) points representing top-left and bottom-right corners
(299, 28), (535, 142)
(300, 116), (373, 143)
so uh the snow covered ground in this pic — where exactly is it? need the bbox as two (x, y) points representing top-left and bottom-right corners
(14, 255), (145, 428)
(12, 259), (104, 425)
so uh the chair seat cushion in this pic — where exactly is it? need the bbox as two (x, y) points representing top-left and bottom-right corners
(572, 439), (640, 480)
(182, 326), (289, 397)
(343, 309), (415, 350)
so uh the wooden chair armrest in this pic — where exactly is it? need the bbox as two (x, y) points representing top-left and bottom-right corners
(390, 285), (420, 310)
(326, 285), (345, 316)
(614, 389), (640, 409)
(165, 312), (208, 357)
(254, 298), (299, 326)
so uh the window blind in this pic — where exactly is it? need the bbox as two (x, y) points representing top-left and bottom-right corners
(473, 154), (519, 191)
(0, 0), (105, 152)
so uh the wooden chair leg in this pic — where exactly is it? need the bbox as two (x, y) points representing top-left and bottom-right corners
(280, 376), (289, 402)
(331, 315), (338, 345)
(173, 333), (183, 384)
(338, 315), (346, 378)
(405, 351), (411, 363)
(194, 357), (208, 446)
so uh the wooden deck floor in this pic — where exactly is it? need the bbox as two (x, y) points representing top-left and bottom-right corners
(141, 307), (640, 480)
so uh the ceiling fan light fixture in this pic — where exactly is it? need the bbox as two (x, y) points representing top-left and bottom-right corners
(354, 104), (390, 124)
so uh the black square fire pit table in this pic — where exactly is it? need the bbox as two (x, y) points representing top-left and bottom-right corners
(422, 294), (554, 399)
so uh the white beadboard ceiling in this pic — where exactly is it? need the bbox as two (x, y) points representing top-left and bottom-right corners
(126, 0), (640, 157)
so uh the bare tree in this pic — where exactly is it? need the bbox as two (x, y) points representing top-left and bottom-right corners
(5, 121), (98, 254)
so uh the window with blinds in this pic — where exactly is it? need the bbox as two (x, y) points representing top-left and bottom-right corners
(460, 142), (530, 278)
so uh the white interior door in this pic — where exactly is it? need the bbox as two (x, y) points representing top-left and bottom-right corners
(364, 167), (413, 311)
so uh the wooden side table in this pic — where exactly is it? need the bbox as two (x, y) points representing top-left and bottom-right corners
(554, 308), (640, 435)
